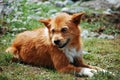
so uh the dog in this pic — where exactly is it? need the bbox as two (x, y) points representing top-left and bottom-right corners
(6, 12), (104, 77)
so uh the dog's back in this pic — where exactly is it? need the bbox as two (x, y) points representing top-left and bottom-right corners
(6, 28), (54, 67)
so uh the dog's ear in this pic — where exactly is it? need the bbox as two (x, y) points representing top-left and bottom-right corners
(39, 19), (51, 28)
(72, 12), (85, 25)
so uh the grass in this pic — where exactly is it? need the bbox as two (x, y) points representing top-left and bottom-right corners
(0, 0), (120, 80)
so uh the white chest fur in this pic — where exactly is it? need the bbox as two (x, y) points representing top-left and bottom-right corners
(63, 48), (83, 63)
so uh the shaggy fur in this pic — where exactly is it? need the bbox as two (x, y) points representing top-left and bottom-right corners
(6, 12), (103, 77)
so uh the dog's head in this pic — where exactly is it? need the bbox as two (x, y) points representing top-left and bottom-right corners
(40, 12), (84, 48)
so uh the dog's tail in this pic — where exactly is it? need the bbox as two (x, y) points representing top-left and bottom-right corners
(6, 46), (19, 58)
(6, 46), (18, 54)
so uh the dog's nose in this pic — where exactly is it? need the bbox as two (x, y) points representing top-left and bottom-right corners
(54, 40), (60, 45)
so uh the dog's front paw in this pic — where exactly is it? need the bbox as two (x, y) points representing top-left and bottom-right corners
(89, 66), (113, 74)
(78, 68), (97, 77)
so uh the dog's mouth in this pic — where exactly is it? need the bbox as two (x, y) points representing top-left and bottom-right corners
(58, 39), (70, 48)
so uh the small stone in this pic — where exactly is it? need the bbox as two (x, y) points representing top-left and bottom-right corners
(35, 11), (41, 15)
(12, 27), (26, 32)
(0, 0), (3, 3)
(98, 34), (114, 39)
(15, 12), (23, 16)
(6, 18), (10, 23)
(11, 33), (15, 36)
(27, 15), (41, 20)
(107, 35), (114, 39)
(61, 7), (70, 12)
(89, 32), (99, 37)
(18, 28), (26, 31)
(50, 14), (56, 18)
(27, 16), (32, 20)
(2, 40), (6, 43)
(81, 29), (89, 38)
(82, 50), (89, 54)
(0, 4), (4, 14)
(23, 22), (27, 25)
(11, 18), (18, 22)
(55, 1), (65, 7)
(43, 1), (51, 5)
(37, 2), (42, 5)
(27, 0), (42, 3)
(98, 34), (107, 39)
(12, 28), (18, 31)
(64, 0), (74, 5)
(4, 7), (14, 15)
(48, 9), (57, 14)
(103, 9), (112, 14)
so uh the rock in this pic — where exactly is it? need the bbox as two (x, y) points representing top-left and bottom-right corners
(71, 7), (85, 13)
(81, 0), (112, 10)
(3, 5), (14, 15)
(0, 0), (3, 3)
(12, 28), (18, 31)
(8, 0), (14, 3)
(61, 7), (85, 14)
(107, 35), (115, 39)
(12, 27), (26, 32)
(27, 15), (42, 20)
(43, 1), (51, 5)
(35, 11), (41, 15)
(55, 1), (65, 7)
(11, 18), (22, 22)
(15, 12), (23, 16)
(34, 8), (42, 15)
(81, 0), (120, 11)
(61, 7), (70, 12)
(89, 32), (99, 37)
(81, 29), (89, 39)
(103, 9), (112, 14)
(64, 0), (74, 5)
(82, 50), (89, 54)
(48, 9), (57, 14)
(27, 0), (43, 3)
(6, 18), (10, 23)
(81, 29), (114, 39)
(2, 40), (6, 43)
(98, 33), (114, 39)
(0, 3), (4, 14)
(0, 3), (4, 19)
(108, 0), (120, 11)
(98, 34), (108, 39)
(37, 2), (42, 5)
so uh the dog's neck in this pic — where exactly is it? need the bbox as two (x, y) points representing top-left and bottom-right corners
(62, 37), (83, 63)
(62, 47), (83, 63)
(69, 36), (82, 51)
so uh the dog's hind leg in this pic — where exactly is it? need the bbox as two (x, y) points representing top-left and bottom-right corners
(6, 46), (20, 62)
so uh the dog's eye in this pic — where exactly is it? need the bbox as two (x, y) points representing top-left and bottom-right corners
(61, 28), (67, 33)
(51, 29), (55, 33)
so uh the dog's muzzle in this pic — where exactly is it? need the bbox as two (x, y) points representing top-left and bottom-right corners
(54, 39), (70, 48)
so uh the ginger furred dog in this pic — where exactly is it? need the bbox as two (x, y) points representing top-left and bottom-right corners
(6, 12), (104, 77)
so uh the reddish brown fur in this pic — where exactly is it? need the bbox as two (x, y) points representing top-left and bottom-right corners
(6, 12), (101, 76)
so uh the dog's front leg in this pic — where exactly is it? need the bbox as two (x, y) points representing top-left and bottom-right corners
(50, 52), (97, 77)
(74, 56), (104, 71)
(73, 55), (92, 68)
